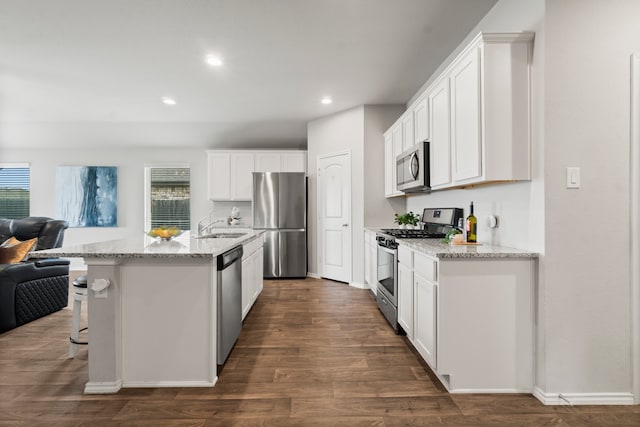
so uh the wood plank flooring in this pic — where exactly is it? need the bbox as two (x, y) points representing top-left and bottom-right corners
(1, 277), (639, 426)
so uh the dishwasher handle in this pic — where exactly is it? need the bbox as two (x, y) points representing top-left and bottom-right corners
(217, 246), (243, 271)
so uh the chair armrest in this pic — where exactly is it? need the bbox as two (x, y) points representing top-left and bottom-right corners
(33, 258), (71, 268)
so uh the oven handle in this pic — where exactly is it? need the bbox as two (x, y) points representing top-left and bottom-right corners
(377, 245), (397, 256)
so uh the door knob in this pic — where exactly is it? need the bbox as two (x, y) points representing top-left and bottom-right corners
(342, 224), (348, 227)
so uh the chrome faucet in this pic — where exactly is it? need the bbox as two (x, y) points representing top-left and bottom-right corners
(197, 213), (224, 236)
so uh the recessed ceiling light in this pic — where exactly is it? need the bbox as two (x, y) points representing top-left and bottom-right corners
(161, 97), (176, 106)
(321, 96), (333, 105)
(205, 55), (223, 67)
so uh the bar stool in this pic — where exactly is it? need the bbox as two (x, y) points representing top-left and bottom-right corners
(69, 274), (88, 358)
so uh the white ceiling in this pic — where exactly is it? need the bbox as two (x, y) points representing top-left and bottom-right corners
(0, 0), (496, 149)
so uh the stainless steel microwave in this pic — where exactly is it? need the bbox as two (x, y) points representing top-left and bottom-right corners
(396, 141), (430, 193)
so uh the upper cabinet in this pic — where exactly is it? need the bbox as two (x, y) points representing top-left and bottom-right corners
(429, 78), (451, 188)
(401, 112), (414, 153)
(413, 97), (429, 145)
(255, 151), (307, 173)
(207, 150), (307, 201)
(384, 32), (534, 193)
(384, 126), (405, 198)
(450, 47), (481, 184)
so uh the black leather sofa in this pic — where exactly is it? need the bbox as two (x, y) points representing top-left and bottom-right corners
(0, 217), (70, 333)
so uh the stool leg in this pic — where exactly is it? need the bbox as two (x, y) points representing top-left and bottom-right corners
(69, 295), (82, 358)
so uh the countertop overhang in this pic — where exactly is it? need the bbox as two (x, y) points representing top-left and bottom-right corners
(397, 238), (538, 259)
(30, 230), (264, 260)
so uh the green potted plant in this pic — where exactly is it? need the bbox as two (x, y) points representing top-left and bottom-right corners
(394, 211), (421, 229)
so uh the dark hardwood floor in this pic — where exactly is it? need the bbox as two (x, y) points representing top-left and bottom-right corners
(1, 277), (638, 426)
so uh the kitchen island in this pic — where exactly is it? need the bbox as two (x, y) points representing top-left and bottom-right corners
(32, 231), (264, 394)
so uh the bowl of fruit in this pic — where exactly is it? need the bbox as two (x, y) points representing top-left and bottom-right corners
(147, 226), (183, 241)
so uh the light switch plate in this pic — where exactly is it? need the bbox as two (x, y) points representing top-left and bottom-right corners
(566, 167), (580, 189)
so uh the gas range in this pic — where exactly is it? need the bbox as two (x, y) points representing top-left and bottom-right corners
(375, 207), (463, 249)
(375, 207), (463, 335)
(378, 228), (445, 239)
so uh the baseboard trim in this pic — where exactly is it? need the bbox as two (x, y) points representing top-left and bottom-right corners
(349, 281), (367, 289)
(123, 379), (217, 389)
(306, 272), (321, 279)
(84, 380), (123, 394)
(533, 387), (635, 405)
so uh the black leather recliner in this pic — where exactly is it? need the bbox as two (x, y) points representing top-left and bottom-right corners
(0, 217), (70, 333)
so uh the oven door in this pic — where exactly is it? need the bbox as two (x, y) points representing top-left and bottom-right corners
(376, 243), (397, 306)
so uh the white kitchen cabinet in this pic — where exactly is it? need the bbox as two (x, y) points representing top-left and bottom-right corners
(364, 230), (378, 294)
(208, 150), (306, 201)
(397, 245), (413, 339)
(399, 244), (534, 393)
(429, 78), (452, 188)
(383, 32), (533, 193)
(414, 270), (438, 369)
(255, 151), (307, 173)
(384, 131), (404, 198)
(207, 151), (254, 201)
(242, 236), (264, 320)
(401, 112), (414, 153)
(442, 32), (533, 188)
(384, 132), (404, 198)
(254, 153), (282, 172)
(450, 45), (481, 183)
(207, 152), (232, 200)
(230, 153), (254, 200)
(413, 97), (428, 145)
(281, 152), (306, 173)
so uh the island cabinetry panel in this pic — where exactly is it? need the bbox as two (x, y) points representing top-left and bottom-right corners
(242, 236), (264, 320)
(119, 259), (216, 388)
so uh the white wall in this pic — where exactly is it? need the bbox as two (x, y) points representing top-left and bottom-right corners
(363, 105), (407, 227)
(543, 0), (640, 396)
(307, 104), (404, 283)
(2, 147), (215, 268)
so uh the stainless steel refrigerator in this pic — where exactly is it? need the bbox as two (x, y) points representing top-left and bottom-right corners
(252, 172), (307, 278)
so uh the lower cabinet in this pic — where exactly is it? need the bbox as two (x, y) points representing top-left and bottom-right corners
(242, 237), (264, 320)
(396, 243), (535, 393)
(397, 263), (413, 339)
(413, 272), (437, 369)
(364, 230), (378, 294)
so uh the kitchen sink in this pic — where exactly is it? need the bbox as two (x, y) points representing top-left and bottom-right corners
(196, 232), (247, 239)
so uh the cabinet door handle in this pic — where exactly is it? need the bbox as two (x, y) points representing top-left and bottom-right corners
(342, 223), (349, 227)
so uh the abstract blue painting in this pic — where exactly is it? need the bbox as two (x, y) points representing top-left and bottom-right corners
(56, 166), (118, 227)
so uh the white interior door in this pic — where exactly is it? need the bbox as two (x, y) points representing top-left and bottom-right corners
(318, 152), (351, 283)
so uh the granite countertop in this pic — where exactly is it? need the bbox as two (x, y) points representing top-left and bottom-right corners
(30, 230), (264, 260)
(397, 238), (538, 259)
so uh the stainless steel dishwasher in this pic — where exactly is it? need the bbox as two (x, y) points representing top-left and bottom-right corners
(217, 245), (243, 364)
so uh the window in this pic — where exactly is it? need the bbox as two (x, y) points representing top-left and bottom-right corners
(0, 163), (30, 219)
(144, 165), (190, 230)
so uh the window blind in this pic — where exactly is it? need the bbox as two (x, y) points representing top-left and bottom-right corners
(0, 166), (30, 219)
(150, 167), (190, 229)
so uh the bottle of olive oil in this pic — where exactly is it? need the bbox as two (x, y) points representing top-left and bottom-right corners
(466, 202), (477, 243)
